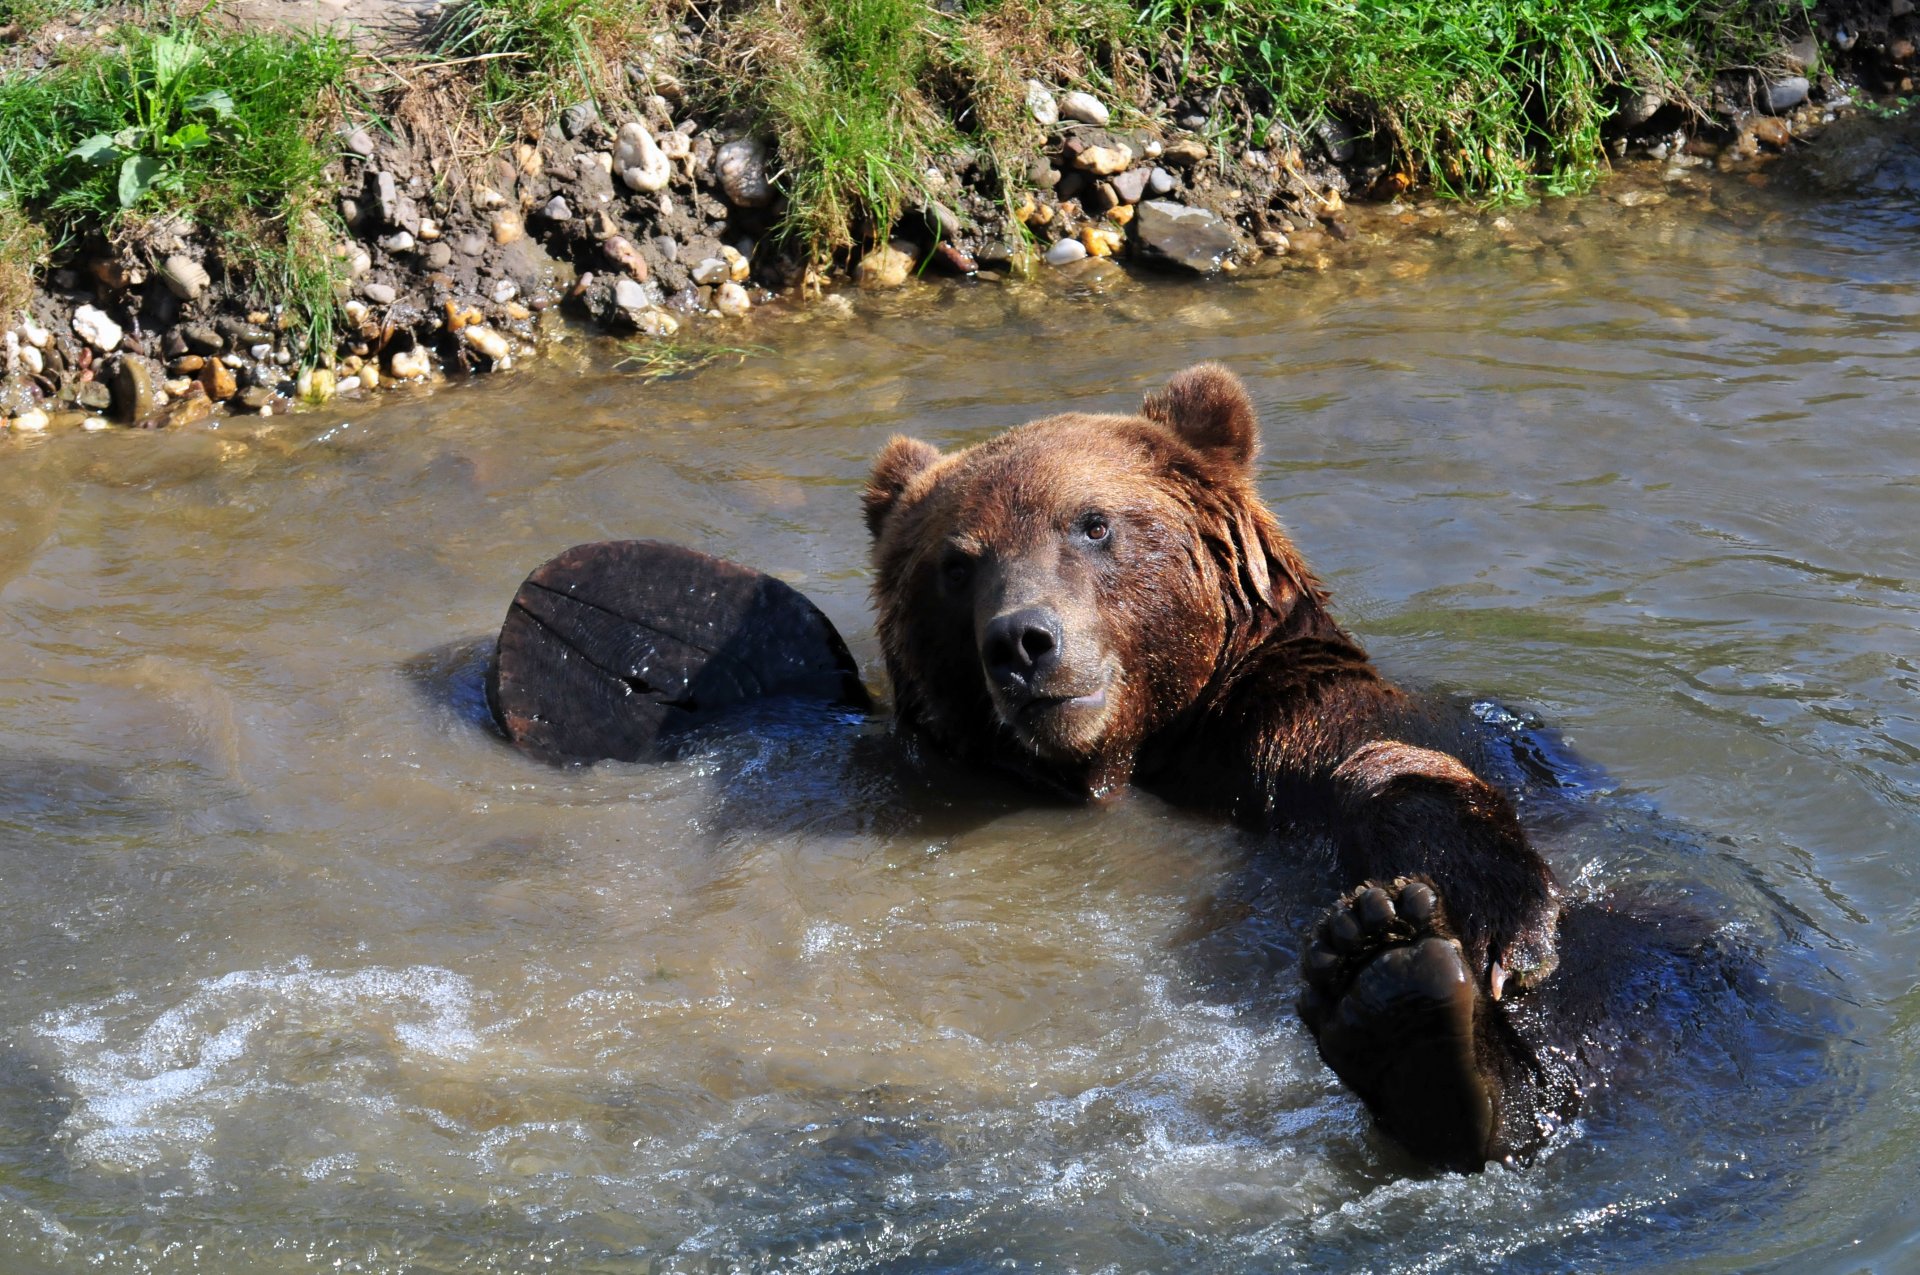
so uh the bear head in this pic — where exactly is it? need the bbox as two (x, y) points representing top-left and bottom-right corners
(864, 363), (1334, 797)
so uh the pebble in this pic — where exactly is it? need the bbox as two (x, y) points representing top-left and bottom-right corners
(614, 277), (649, 311)
(163, 378), (193, 396)
(201, 358), (237, 401)
(344, 128), (375, 158)
(419, 218), (440, 241)
(543, 195), (573, 221)
(1045, 238), (1089, 265)
(476, 186), (507, 210)
(721, 244), (750, 282)
(855, 241), (916, 289)
(11, 408), (49, 433)
(20, 344), (43, 376)
(1080, 224), (1123, 257)
(604, 236), (649, 281)
(463, 325), (509, 363)
(634, 308), (679, 337)
(348, 245), (372, 277)
(359, 365), (380, 389)
(72, 304), (124, 354)
(249, 343), (272, 360)
(715, 137), (772, 207)
(160, 253), (210, 301)
(1750, 116), (1792, 149)
(82, 417), (110, 432)
(378, 231), (416, 253)
(389, 347), (431, 380)
(362, 282), (397, 305)
(21, 317), (50, 348)
(424, 242), (453, 270)
(1074, 144), (1133, 176)
(1110, 168), (1151, 203)
(491, 210), (525, 246)
(240, 385), (278, 411)
(562, 102), (600, 139)
(492, 279), (519, 304)
(1765, 76), (1810, 113)
(1161, 139), (1208, 166)
(343, 300), (370, 326)
(691, 257), (730, 286)
(111, 356), (156, 421)
(1059, 91), (1109, 127)
(1026, 80), (1059, 127)
(1147, 167), (1177, 196)
(615, 120), (672, 193)
(715, 281), (751, 318)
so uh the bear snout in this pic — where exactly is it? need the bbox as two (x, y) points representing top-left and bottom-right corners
(981, 605), (1063, 699)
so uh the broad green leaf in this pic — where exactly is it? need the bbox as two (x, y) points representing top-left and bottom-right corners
(118, 154), (163, 208)
(166, 122), (211, 152)
(150, 35), (202, 91)
(68, 134), (121, 165)
(185, 88), (235, 120)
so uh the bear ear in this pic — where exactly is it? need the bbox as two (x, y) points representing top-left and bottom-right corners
(863, 435), (942, 537)
(1141, 363), (1259, 472)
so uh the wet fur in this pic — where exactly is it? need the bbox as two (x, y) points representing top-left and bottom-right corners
(865, 364), (1571, 1168)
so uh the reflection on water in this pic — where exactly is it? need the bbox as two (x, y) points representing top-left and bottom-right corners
(1, 164), (1916, 1273)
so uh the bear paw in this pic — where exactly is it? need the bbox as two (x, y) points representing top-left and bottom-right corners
(1297, 878), (1502, 1170)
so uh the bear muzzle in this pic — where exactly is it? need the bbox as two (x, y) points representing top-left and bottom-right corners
(978, 604), (1117, 753)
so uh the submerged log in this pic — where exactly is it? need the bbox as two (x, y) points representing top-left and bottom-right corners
(488, 540), (870, 763)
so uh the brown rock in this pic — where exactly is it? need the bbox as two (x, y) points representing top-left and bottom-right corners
(1750, 116), (1791, 150)
(200, 359), (237, 402)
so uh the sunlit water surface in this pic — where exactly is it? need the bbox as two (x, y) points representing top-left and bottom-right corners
(1, 167), (1916, 1273)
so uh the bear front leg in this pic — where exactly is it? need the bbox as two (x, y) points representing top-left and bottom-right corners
(1329, 741), (1559, 997)
(1297, 878), (1568, 1169)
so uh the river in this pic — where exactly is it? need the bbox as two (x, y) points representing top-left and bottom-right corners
(0, 164), (1915, 1272)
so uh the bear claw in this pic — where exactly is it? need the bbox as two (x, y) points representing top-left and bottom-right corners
(1299, 877), (1502, 1169)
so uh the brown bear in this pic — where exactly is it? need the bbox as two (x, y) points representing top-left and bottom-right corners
(862, 362), (1577, 1170)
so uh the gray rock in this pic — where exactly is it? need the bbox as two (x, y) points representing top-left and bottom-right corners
(561, 102), (600, 139)
(1148, 166), (1177, 196)
(236, 385), (275, 411)
(370, 170), (400, 226)
(75, 380), (112, 411)
(424, 242), (453, 270)
(1044, 238), (1088, 266)
(715, 137), (771, 208)
(1312, 116), (1357, 163)
(614, 276), (649, 311)
(1616, 90), (1665, 129)
(456, 234), (488, 258)
(344, 128), (375, 158)
(1131, 200), (1236, 274)
(1059, 91), (1109, 127)
(362, 282), (397, 305)
(378, 230), (416, 253)
(691, 257), (729, 286)
(181, 323), (224, 354)
(1109, 168), (1150, 204)
(925, 200), (963, 238)
(1765, 76), (1810, 113)
(543, 195), (573, 221)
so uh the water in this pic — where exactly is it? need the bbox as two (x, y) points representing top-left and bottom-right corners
(1, 165), (1916, 1272)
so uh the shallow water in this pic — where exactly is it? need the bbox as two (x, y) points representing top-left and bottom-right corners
(2, 166), (1917, 1273)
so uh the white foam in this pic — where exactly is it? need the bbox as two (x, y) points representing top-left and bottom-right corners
(36, 960), (482, 1173)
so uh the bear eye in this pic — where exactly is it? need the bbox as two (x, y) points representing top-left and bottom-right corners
(1078, 513), (1112, 544)
(940, 549), (974, 588)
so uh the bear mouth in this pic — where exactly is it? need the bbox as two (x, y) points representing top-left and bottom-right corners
(995, 674), (1116, 756)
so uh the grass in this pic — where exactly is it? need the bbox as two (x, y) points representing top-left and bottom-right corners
(424, 0), (659, 121)
(0, 199), (45, 316)
(1133, 0), (1808, 199)
(0, 19), (351, 354)
(614, 335), (769, 381)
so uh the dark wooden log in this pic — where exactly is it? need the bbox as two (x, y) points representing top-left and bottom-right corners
(488, 540), (870, 763)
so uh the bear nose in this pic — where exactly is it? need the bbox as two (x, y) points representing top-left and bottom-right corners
(981, 607), (1062, 693)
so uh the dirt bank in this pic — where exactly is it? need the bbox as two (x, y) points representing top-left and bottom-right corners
(2, 0), (1917, 434)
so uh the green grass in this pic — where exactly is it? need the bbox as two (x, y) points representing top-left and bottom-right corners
(0, 20), (351, 354)
(425, 0), (657, 119)
(1128, 0), (1801, 200)
(0, 199), (45, 316)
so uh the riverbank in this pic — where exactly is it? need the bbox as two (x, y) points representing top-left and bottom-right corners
(1, 0), (1915, 431)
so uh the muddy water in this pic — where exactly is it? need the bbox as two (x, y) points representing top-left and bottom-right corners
(2, 168), (1917, 1274)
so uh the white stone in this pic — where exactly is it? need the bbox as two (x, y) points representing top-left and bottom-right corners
(634, 308), (679, 337)
(615, 121), (671, 193)
(691, 257), (729, 286)
(388, 347), (431, 380)
(715, 137), (771, 208)
(82, 416), (110, 431)
(722, 244), (750, 281)
(250, 343), (272, 360)
(21, 316), (50, 348)
(336, 376), (362, 393)
(1045, 238), (1088, 265)
(659, 129), (691, 163)
(348, 246), (372, 278)
(614, 277), (648, 311)
(21, 344), (44, 376)
(160, 253), (210, 301)
(343, 300), (370, 326)
(715, 282), (750, 317)
(378, 231), (415, 253)
(72, 304), (123, 353)
(362, 282), (397, 305)
(1025, 80), (1059, 127)
(476, 186), (507, 210)
(418, 218), (441, 240)
(10, 408), (49, 432)
(1059, 91), (1109, 127)
(462, 325), (509, 362)
(492, 279), (518, 304)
